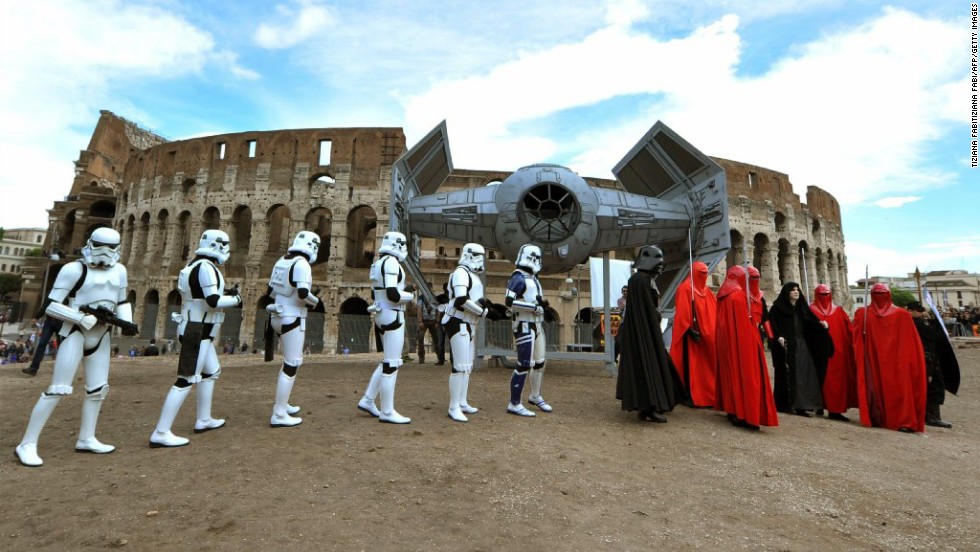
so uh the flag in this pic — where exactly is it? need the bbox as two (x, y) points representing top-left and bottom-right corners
(924, 288), (950, 339)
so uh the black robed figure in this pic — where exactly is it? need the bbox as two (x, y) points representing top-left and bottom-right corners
(767, 281), (834, 416)
(616, 245), (687, 422)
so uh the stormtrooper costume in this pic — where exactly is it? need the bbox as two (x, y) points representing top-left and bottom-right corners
(15, 228), (133, 467)
(443, 243), (495, 422)
(357, 231), (414, 424)
(149, 230), (241, 447)
(267, 231), (322, 427)
(505, 244), (552, 417)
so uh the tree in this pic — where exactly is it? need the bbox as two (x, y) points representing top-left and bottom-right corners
(0, 273), (23, 301)
(890, 288), (917, 308)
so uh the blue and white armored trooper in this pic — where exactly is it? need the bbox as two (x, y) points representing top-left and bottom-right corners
(267, 231), (322, 427)
(16, 228), (133, 467)
(357, 231), (414, 424)
(149, 230), (241, 448)
(443, 243), (492, 422)
(505, 244), (553, 417)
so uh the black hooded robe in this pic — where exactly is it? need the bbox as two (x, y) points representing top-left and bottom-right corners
(768, 283), (834, 412)
(616, 271), (686, 413)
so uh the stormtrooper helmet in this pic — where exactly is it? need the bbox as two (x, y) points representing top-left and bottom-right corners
(459, 243), (486, 273)
(378, 231), (408, 262)
(82, 227), (121, 269)
(288, 231), (320, 262)
(515, 244), (542, 274)
(195, 230), (231, 265)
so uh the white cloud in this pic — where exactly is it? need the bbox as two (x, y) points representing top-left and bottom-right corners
(846, 237), (980, 283)
(403, 12), (741, 172)
(400, 6), (960, 209)
(0, 0), (221, 228)
(254, 0), (334, 50)
(873, 196), (922, 208)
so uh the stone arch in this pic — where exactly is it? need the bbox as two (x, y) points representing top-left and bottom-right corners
(136, 211), (151, 264)
(726, 229), (745, 271)
(62, 209), (78, 253)
(825, 248), (836, 288)
(265, 204), (291, 253)
(141, 289), (160, 338)
(797, 240), (810, 289)
(345, 205), (377, 269)
(305, 207), (332, 266)
(309, 172), (336, 196)
(176, 211), (193, 262)
(90, 199), (115, 219)
(181, 177), (196, 197)
(228, 205), (252, 274)
(164, 290), (181, 341)
(338, 296), (371, 353)
(753, 233), (774, 291)
(202, 206), (221, 230)
(776, 238), (793, 285)
(774, 211), (787, 233)
(156, 209), (170, 257)
(813, 246), (825, 289)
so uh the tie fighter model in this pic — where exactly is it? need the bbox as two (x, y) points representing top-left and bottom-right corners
(390, 120), (730, 318)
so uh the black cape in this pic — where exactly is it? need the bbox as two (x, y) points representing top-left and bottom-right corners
(615, 271), (686, 412)
(913, 316), (961, 395)
(767, 283), (834, 412)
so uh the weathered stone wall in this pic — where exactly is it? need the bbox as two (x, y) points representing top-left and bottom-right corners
(25, 112), (849, 351)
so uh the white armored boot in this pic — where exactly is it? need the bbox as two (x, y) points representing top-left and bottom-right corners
(15, 393), (61, 467)
(459, 371), (479, 414)
(448, 372), (468, 422)
(357, 363), (383, 417)
(150, 385), (191, 448)
(195, 379), (226, 433)
(76, 388), (115, 454)
(270, 370), (302, 427)
(528, 369), (553, 412)
(378, 371), (411, 424)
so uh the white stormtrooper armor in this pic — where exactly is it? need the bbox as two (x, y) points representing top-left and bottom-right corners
(267, 231), (322, 428)
(358, 232), (413, 424)
(150, 231), (240, 448)
(505, 243), (551, 417)
(443, 243), (489, 422)
(16, 228), (131, 467)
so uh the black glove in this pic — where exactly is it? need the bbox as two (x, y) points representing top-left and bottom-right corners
(310, 286), (322, 297)
(224, 284), (240, 297)
(536, 296), (550, 309)
(688, 328), (702, 343)
(404, 283), (416, 294)
(485, 302), (509, 321)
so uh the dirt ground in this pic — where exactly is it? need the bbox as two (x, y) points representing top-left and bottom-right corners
(1, 344), (978, 552)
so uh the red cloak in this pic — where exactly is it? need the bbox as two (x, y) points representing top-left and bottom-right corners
(714, 266), (778, 427)
(670, 261), (718, 407)
(852, 285), (927, 432)
(810, 285), (858, 414)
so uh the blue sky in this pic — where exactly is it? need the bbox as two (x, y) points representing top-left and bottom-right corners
(0, 0), (975, 283)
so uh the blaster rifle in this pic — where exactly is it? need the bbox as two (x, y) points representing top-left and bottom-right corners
(79, 305), (139, 336)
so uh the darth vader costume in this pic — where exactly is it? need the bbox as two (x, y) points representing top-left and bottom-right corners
(615, 245), (686, 422)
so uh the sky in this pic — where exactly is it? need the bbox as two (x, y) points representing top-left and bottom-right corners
(0, 0), (976, 284)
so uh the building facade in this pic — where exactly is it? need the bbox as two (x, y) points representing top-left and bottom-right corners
(21, 111), (850, 353)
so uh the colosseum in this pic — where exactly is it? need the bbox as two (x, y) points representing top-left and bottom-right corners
(20, 111), (848, 355)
